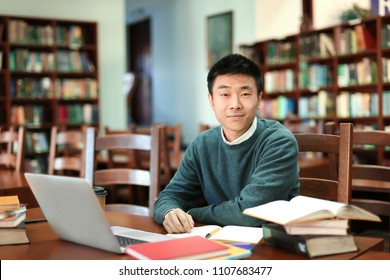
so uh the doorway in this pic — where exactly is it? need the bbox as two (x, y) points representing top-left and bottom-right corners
(127, 18), (152, 126)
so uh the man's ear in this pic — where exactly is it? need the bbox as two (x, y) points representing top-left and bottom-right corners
(208, 93), (214, 110)
(257, 92), (263, 108)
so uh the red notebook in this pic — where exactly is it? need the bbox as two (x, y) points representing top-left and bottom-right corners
(125, 236), (230, 260)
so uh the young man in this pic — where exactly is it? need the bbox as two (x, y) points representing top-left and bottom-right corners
(154, 54), (299, 233)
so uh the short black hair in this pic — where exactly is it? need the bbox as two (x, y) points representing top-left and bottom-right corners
(207, 53), (263, 95)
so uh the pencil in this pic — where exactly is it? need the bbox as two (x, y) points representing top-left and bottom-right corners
(205, 228), (220, 238)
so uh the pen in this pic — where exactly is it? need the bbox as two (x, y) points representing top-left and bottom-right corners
(205, 228), (220, 238)
(24, 218), (47, 224)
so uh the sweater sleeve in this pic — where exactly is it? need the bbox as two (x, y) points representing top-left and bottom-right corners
(188, 129), (299, 226)
(153, 143), (204, 225)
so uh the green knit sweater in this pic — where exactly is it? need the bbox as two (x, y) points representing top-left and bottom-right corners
(153, 118), (300, 226)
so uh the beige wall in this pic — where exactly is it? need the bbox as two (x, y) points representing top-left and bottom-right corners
(255, 0), (371, 41)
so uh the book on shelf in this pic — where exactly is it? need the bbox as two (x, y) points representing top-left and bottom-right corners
(243, 195), (381, 225)
(0, 222), (29, 246)
(354, 24), (376, 51)
(168, 225), (263, 244)
(26, 132), (49, 153)
(262, 223), (357, 258)
(125, 236), (230, 260)
(319, 33), (336, 57)
(24, 158), (48, 173)
(69, 25), (83, 49)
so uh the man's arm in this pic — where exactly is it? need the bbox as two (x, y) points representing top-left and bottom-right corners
(153, 143), (203, 225)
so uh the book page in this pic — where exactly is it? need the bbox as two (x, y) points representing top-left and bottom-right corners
(243, 196), (342, 224)
(290, 196), (346, 213)
(168, 225), (263, 244)
(167, 225), (221, 239)
(292, 196), (380, 221)
(210, 225), (263, 244)
(337, 205), (381, 222)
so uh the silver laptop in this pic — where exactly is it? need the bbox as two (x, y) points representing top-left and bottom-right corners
(24, 173), (173, 254)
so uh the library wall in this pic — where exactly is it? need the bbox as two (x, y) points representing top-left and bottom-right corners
(126, 0), (256, 145)
(255, 0), (371, 41)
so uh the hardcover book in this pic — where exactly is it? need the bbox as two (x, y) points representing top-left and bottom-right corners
(125, 236), (230, 260)
(262, 223), (357, 258)
(0, 195), (20, 210)
(0, 222), (29, 245)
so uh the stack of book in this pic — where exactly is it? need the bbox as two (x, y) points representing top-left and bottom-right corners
(243, 195), (381, 258)
(0, 195), (29, 245)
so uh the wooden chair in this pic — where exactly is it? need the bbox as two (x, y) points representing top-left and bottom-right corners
(47, 125), (88, 177)
(199, 123), (212, 133)
(347, 129), (390, 250)
(0, 126), (26, 172)
(104, 124), (172, 181)
(351, 129), (390, 210)
(165, 124), (182, 171)
(293, 122), (353, 204)
(85, 125), (164, 216)
(134, 123), (181, 172)
(104, 125), (137, 168)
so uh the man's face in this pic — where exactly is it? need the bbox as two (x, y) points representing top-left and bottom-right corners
(208, 74), (261, 142)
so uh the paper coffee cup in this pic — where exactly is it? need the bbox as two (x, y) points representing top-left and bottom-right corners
(93, 186), (107, 209)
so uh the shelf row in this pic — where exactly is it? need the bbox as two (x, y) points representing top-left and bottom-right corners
(240, 14), (390, 129)
(260, 90), (390, 121)
(9, 103), (98, 127)
(1, 18), (95, 47)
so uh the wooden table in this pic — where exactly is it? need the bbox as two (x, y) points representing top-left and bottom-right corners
(0, 208), (384, 260)
(0, 170), (38, 208)
(354, 250), (390, 259)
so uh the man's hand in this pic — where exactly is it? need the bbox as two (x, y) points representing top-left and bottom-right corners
(163, 208), (194, 233)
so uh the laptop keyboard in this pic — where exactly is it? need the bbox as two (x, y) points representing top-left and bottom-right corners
(116, 235), (149, 247)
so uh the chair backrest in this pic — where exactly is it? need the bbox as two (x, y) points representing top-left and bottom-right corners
(134, 123), (181, 171)
(293, 122), (353, 204)
(86, 125), (163, 216)
(199, 123), (212, 133)
(47, 125), (87, 177)
(104, 125), (172, 181)
(164, 123), (182, 170)
(104, 125), (137, 168)
(283, 120), (323, 134)
(0, 126), (25, 172)
(285, 120), (324, 160)
(350, 129), (390, 217)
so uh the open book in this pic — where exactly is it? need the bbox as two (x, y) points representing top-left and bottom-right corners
(168, 225), (263, 244)
(243, 195), (381, 225)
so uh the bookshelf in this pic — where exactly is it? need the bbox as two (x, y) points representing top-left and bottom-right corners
(0, 15), (99, 172)
(240, 14), (390, 165)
